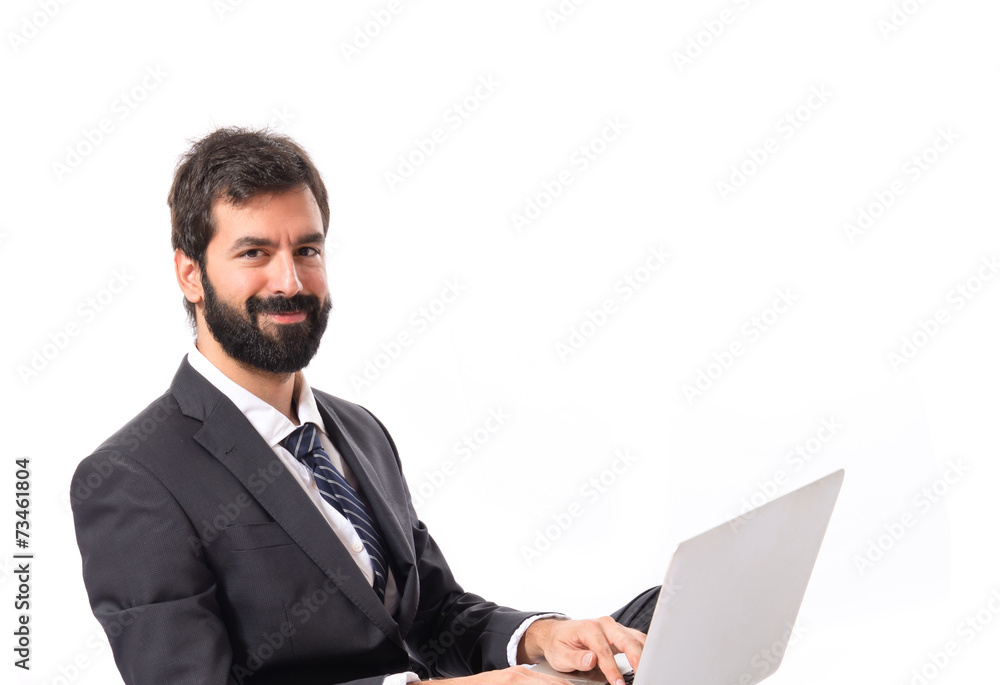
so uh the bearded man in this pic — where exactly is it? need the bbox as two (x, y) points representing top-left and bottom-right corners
(70, 128), (656, 685)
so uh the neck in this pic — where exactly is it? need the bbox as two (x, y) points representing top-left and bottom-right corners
(195, 335), (301, 424)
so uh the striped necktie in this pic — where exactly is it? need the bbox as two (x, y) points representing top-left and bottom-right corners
(282, 423), (388, 600)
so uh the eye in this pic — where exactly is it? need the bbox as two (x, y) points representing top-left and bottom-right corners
(298, 246), (321, 257)
(240, 249), (264, 259)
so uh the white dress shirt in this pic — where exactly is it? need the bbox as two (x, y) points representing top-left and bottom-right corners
(187, 347), (556, 684)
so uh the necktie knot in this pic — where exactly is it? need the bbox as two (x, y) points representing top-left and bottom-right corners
(282, 423), (322, 463)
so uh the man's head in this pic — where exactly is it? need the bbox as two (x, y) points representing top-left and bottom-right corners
(169, 128), (333, 375)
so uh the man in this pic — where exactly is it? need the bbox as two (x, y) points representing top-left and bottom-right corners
(71, 128), (656, 685)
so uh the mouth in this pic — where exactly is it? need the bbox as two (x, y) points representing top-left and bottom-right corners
(265, 311), (307, 324)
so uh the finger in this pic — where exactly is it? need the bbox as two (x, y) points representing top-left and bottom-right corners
(593, 652), (625, 685)
(594, 618), (645, 667)
(547, 630), (621, 684)
(576, 650), (597, 671)
(604, 624), (646, 672)
(546, 651), (600, 676)
(586, 626), (625, 685)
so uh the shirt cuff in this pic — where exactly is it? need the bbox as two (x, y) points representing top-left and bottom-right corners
(506, 613), (570, 667)
(383, 671), (421, 685)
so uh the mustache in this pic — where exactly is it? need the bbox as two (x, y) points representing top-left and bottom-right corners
(246, 293), (324, 317)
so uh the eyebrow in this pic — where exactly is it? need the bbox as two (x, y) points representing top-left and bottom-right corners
(229, 232), (326, 252)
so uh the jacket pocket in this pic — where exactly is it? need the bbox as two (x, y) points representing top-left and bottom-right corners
(221, 522), (295, 550)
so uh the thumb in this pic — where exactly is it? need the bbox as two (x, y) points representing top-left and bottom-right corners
(579, 651), (597, 671)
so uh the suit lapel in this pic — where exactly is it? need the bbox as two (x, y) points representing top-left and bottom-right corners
(316, 399), (419, 634)
(171, 359), (404, 645)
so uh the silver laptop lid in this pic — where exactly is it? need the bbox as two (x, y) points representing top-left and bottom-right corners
(530, 469), (844, 685)
(634, 469), (844, 685)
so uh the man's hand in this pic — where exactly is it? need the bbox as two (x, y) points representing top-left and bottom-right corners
(518, 616), (646, 685)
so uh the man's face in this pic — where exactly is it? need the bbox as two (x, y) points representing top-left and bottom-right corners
(198, 187), (332, 375)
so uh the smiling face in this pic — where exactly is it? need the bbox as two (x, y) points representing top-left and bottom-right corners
(180, 185), (332, 375)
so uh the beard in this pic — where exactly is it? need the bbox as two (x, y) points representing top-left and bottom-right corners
(200, 272), (332, 375)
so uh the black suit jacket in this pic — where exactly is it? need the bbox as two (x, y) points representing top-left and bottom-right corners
(71, 357), (539, 684)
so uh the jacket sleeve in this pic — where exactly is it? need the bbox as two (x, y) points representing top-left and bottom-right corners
(71, 449), (241, 685)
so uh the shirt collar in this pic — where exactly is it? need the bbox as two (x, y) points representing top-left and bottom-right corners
(186, 345), (327, 447)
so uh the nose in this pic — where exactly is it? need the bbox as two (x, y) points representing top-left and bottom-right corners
(269, 250), (303, 298)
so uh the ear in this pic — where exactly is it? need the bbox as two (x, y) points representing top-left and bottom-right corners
(174, 249), (204, 306)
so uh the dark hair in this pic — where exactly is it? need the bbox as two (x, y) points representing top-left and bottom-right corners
(167, 127), (330, 322)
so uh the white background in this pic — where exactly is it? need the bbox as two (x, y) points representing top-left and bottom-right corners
(2, 1), (998, 684)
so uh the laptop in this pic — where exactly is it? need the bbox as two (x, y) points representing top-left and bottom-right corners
(531, 469), (845, 685)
